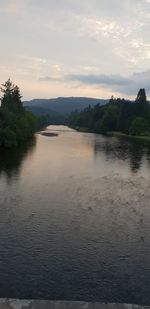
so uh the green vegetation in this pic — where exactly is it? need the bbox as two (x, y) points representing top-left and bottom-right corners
(67, 89), (150, 138)
(0, 79), (38, 147)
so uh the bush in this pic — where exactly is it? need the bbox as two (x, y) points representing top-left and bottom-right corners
(0, 128), (17, 147)
(129, 117), (149, 136)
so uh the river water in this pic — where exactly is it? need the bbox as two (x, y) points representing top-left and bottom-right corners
(0, 125), (150, 305)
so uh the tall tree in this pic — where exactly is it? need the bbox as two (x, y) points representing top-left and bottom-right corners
(1, 79), (24, 114)
(136, 88), (147, 104)
(135, 88), (148, 119)
(0, 79), (38, 147)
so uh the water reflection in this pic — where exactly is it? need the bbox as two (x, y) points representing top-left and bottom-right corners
(0, 136), (36, 181)
(1, 127), (150, 304)
(93, 135), (150, 173)
(128, 142), (145, 172)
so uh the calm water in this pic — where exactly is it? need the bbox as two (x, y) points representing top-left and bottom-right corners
(1, 125), (150, 305)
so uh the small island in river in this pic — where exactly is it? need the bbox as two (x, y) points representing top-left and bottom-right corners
(40, 132), (58, 137)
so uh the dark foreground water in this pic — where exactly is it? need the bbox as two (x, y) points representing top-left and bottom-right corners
(1, 126), (150, 305)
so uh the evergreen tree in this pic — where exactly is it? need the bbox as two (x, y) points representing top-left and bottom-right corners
(68, 88), (150, 137)
(1, 79), (24, 114)
(135, 88), (149, 119)
(0, 79), (38, 147)
(136, 88), (147, 104)
(0, 79), (14, 96)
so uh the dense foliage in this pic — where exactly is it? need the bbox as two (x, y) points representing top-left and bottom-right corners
(67, 89), (150, 137)
(0, 79), (38, 147)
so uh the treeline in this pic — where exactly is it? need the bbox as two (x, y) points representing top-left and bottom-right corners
(25, 107), (66, 126)
(0, 79), (38, 147)
(67, 89), (150, 137)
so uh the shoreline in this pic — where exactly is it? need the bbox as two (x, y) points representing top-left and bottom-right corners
(70, 126), (150, 143)
(0, 299), (149, 309)
(107, 131), (150, 143)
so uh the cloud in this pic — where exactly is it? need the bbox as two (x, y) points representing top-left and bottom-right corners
(66, 74), (131, 86)
(39, 76), (62, 82)
(40, 69), (150, 97)
(0, 0), (150, 99)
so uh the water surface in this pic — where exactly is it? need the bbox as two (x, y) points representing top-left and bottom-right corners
(0, 125), (150, 305)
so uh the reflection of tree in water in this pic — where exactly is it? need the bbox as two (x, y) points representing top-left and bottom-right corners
(128, 142), (145, 172)
(0, 136), (36, 182)
(145, 146), (150, 169)
(94, 135), (150, 173)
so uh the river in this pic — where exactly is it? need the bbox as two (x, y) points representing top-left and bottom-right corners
(0, 125), (150, 305)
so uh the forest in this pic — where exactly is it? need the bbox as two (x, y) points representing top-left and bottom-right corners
(1, 80), (150, 148)
(0, 79), (38, 147)
(67, 89), (150, 137)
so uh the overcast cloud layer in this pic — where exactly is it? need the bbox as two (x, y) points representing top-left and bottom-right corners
(0, 0), (150, 99)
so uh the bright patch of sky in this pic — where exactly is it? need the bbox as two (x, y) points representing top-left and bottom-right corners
(0, 0), (150, 99)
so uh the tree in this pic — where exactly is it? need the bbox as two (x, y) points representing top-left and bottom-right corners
(0, 79), (38, 147)
(0, 79), (15, 96)
(129, 117), (149, 136)
(67, 89), (150, 137)
(0, 128), (17, 147)
(1, 79), (24, 114)
(135, 88), (149, 119)
(136, 88), (147, 104)
(98, 105), (119, 133)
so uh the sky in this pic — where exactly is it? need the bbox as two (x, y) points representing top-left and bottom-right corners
(0, 0), (150, 100)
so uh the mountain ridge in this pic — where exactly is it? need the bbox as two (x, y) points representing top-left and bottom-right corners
(24, 97), (109, 116)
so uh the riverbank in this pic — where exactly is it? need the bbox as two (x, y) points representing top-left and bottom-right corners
(0, 299), (149, 309)
(107, 131), (150, 143)
(70, 126), (150, 143)
(70, 126), (93, 133)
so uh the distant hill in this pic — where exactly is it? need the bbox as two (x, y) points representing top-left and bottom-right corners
(24, 97), (108, 116)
